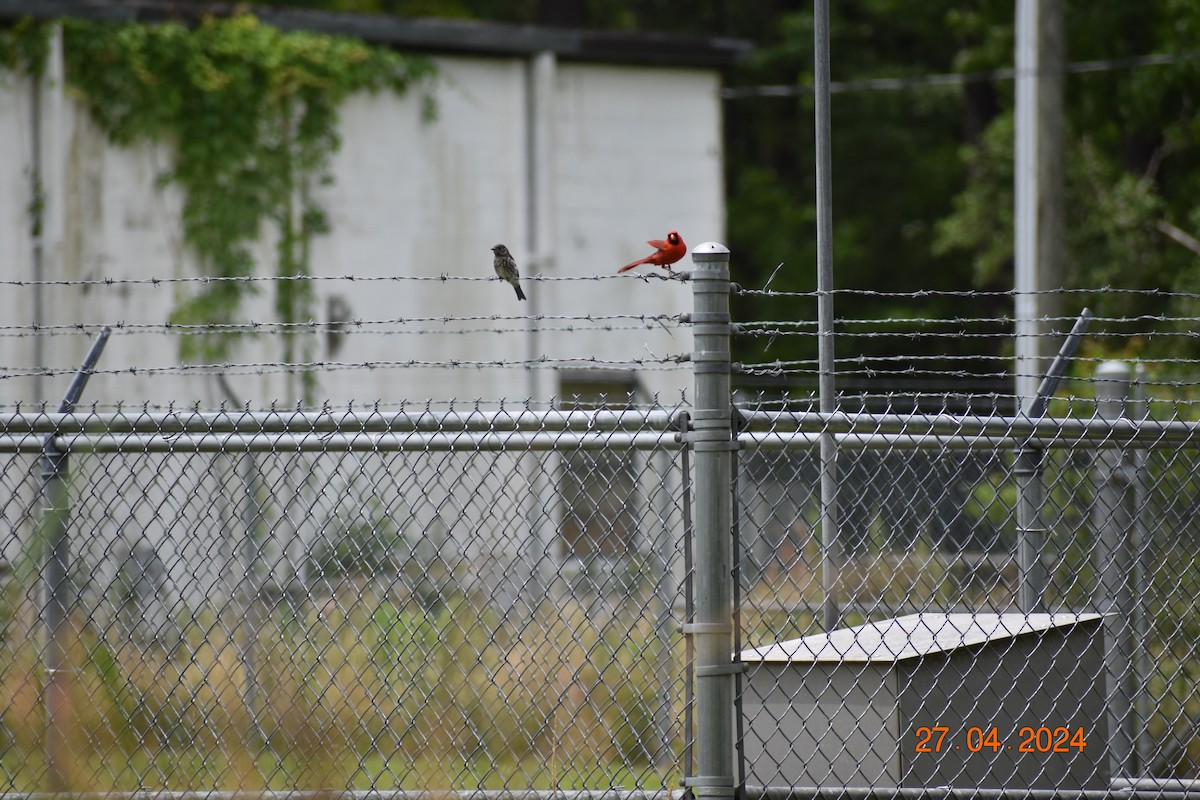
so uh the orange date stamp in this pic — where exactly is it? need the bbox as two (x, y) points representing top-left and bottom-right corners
(915, 726), (1088, 754)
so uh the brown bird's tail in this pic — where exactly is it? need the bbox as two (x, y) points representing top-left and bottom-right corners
(513, 284), (526, 301)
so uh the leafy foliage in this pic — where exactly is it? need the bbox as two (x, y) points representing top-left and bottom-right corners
(931, 0), (1200, 373)
(713, 0), (1200, 394)
(0, 16), (50, 77)
(61, 15), (435, 398)
(723, 3), (1016, 394)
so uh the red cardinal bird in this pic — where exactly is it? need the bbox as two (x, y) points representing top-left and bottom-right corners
(618, 230), (687, 273)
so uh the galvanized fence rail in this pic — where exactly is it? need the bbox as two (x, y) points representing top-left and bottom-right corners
(4, 245), (1200, 800)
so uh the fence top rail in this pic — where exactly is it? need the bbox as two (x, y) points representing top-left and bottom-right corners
(0, 430), (679, 454)
(0, 407), (686, 437)
(740, 409), (1200, 447)
(0, 793), (678, 800)
(3, 408), (1198, 447)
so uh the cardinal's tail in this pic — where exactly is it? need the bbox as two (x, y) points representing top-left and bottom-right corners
(618, 257), (650, 273)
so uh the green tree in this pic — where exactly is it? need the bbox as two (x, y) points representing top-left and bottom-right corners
(724, 2), (1014, 397)
(934, 0), (1200, 372)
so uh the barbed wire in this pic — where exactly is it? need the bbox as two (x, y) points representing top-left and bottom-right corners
(740, 353), (1200, 371)
(743, 313), (1200, 327)
(734, 392), (1200, 414)
(736, 286), (1200, 299)
(737, 364), (1200, 388)
(740, 328), (1200, 340)
(722, 51), (1198, 100)
(740, 357), (1165, 373)
(5, 279), (1200, 401)
(0, 317), (684, 338)
(8, 317), (1191, 340)
(7, 271), (1199, 301)
(0, 354), (691, 381)
(0, 273), (688, 287)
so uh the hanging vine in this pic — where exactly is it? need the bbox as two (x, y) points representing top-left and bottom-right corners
(0, 16), (49, 76)
(60, 14), (436, 401)
(2, 17), (52, 251)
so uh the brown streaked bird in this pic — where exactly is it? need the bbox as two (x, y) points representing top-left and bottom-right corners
(491, 244), (526, 301)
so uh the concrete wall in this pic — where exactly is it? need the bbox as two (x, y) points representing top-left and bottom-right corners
(0, 43), (724, 410)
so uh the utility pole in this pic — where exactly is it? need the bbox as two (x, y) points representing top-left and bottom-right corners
(1014, 0), (1066, 406)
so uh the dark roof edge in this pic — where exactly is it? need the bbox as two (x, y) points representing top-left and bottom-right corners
(0, 0), (751, 69)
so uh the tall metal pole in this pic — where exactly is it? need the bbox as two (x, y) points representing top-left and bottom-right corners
(688, 243), (735, 800)
(1093, 360), (1135, 779)
(41, 326), (110, 791)
(1014, 0), (1041, 405)
(1015, 0), (1065, 406)
(813, 0), (840, 631)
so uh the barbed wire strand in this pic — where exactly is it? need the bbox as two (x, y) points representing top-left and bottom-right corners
(736, 366), (1200, 388)
(721, 51), (1198, 100)
(0, 354), (692, 381)
(0, 319), (686, 339)
(742, 313), (1200, 326)
(0, 273), (688, 287)
(737, 286), (1200, 299)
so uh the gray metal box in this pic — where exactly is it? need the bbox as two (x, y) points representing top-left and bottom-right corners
(740, 613), (1109, 789)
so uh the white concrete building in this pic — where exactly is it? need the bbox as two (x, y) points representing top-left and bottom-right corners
(0, 7), (746, 411)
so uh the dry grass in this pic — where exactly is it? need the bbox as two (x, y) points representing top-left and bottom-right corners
(0, 589), (680, 792)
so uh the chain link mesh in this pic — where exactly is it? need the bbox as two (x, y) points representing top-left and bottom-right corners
(732, 293), (1200, 794)
(0, 407), (688, 793)
(735, 405), (1200, 789)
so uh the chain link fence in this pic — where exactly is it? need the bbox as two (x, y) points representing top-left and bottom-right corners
(734, 403), (1200, 792)
(1, 400), (689, 793)
(4, 249), (1200, 798)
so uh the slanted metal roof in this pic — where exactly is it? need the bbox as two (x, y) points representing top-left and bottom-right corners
(0, 0), (751, 69)
(740, 612), (1104, 663)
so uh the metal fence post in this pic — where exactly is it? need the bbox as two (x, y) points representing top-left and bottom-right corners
(40, 326), (110, 792)
(678, 410), (696, 785)
(216, 375), (266, 745)
(687, 243), (736, 800)
(1092, 359), (1135, 779)
(1131, 363), (1152, 775)
(652, 442), (679, 768)
(39, 425), (72, 793)
(1013, 444), (1046, 613)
